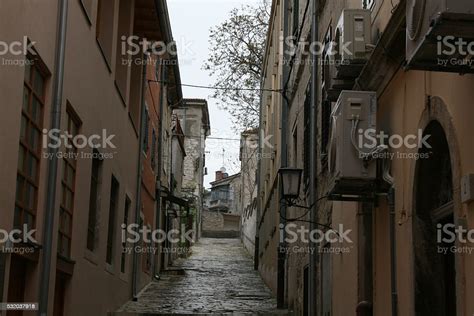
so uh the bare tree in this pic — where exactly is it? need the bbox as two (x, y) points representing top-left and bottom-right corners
(204, 0), (270, 129)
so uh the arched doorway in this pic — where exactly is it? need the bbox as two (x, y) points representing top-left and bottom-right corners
(413, 120), (456, 315)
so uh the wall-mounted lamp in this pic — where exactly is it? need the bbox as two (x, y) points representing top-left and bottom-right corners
(278, 167), (314, 209)
(279, 168), (302, 200)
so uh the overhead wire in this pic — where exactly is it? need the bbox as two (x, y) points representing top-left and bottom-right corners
(147, 79), (282, 93)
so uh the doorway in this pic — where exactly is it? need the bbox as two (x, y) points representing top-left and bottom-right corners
(6, 255), (27, 316)
(413, 120), (456, 315)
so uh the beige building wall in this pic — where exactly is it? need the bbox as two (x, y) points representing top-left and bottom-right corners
(371, 68), (474, 315)
(0, 0), (59, 312)
(259, 0), (474, 314)
(0, 0), (178, 315)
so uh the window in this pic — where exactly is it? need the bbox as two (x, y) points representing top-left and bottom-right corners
(144, 224), (152, 272)
(120, 196), (131, 273)
(143, 107), (149, 153)
(96, 0), (116, 68)
(321, 100), (332, 165)
(15, 59), (46, 233)
(211, 187), (229, 202)
(86, 151), (102, 251)
(293, 0), (300, 36)
(303, 81), (311, 185)
(129, 61), (143, 132)
(322, 25), (332, 90)
(303, 266), (309, 316)
(106, 176), (119, 265)
(321, 247), (332, 316)
(115, 0), (134, 103)
(292, 129), (298, 166)
(151, 129), (157, 171)
(58, 108), (81, 258)
(363, 0), (375, 10)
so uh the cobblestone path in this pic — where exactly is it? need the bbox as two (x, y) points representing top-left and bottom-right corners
(116, 238), (286, 315)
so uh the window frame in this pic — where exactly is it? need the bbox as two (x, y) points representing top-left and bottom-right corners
(15, 58), (47, 233)
(86, 151), (103, 252)
(106, 176), (120, 265)
(57, 106), (82, 258)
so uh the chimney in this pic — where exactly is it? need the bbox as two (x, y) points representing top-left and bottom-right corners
(215, 167), (227, 181)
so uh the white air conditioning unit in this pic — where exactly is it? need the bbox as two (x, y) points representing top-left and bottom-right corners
(323, 44), (354, 102)
(323, 10), (373, 102)
(328, 90), (378, 200)
(406, 0), (474, 73)
(334, 9), (373, 76)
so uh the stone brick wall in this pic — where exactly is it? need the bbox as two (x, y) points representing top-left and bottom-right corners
(202, 210), (240, 238)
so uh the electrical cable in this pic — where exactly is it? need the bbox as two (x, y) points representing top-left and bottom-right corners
(147, 79), (282, 93)
(279, 194), (329, 222)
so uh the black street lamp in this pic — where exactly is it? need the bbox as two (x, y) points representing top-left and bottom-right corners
(278, 167), (303, 202)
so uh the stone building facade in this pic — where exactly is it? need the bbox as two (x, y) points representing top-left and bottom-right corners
(174, 98), (211, 240)
(240, 129), (259, 257)
(202, 170), (242, 238)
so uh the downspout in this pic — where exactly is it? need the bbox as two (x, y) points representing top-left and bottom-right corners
(389, 186), (398, 316)
(131, 51), (148, 299)
(153, 59), (166, 277)
(277, 0), (289, 309)
(254, 87), (264, 271)
(309, 0), (320, 314)
(38, 0), (68, 314)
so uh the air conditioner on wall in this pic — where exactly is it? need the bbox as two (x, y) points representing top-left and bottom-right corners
(324, 10), (373, 102)
(328, 91), (378, 201)
(323, 44), (354, 102)
(336, 9), (373, 63)
(406, 0), (474, 73)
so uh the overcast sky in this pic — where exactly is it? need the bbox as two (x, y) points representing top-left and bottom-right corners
(168, 0), (258, 188)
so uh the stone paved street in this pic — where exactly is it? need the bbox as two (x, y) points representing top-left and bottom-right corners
(116, 238), (287, 315)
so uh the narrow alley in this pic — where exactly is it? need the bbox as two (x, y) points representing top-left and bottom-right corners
(2, 0), (474, 315)
(117, 239), (285, 315)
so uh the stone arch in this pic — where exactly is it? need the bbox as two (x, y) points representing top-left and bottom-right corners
(411, 95), (463, 315)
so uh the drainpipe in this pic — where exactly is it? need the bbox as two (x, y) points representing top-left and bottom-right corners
(254, 86), (264, 271)
(309, 0), (320, 315)
(131, 52), (149, 299)
(153, 59), (166, 277)
(389, 187), (398, 316)
(38, 0), (68, 314)
(277, 0), (289, 309)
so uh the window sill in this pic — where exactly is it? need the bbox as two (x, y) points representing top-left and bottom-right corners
(105, 263), (115, 275)
(84, 249), (99, 266)
(96, 39), (112, 74)
(57, 254), (76, 275)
